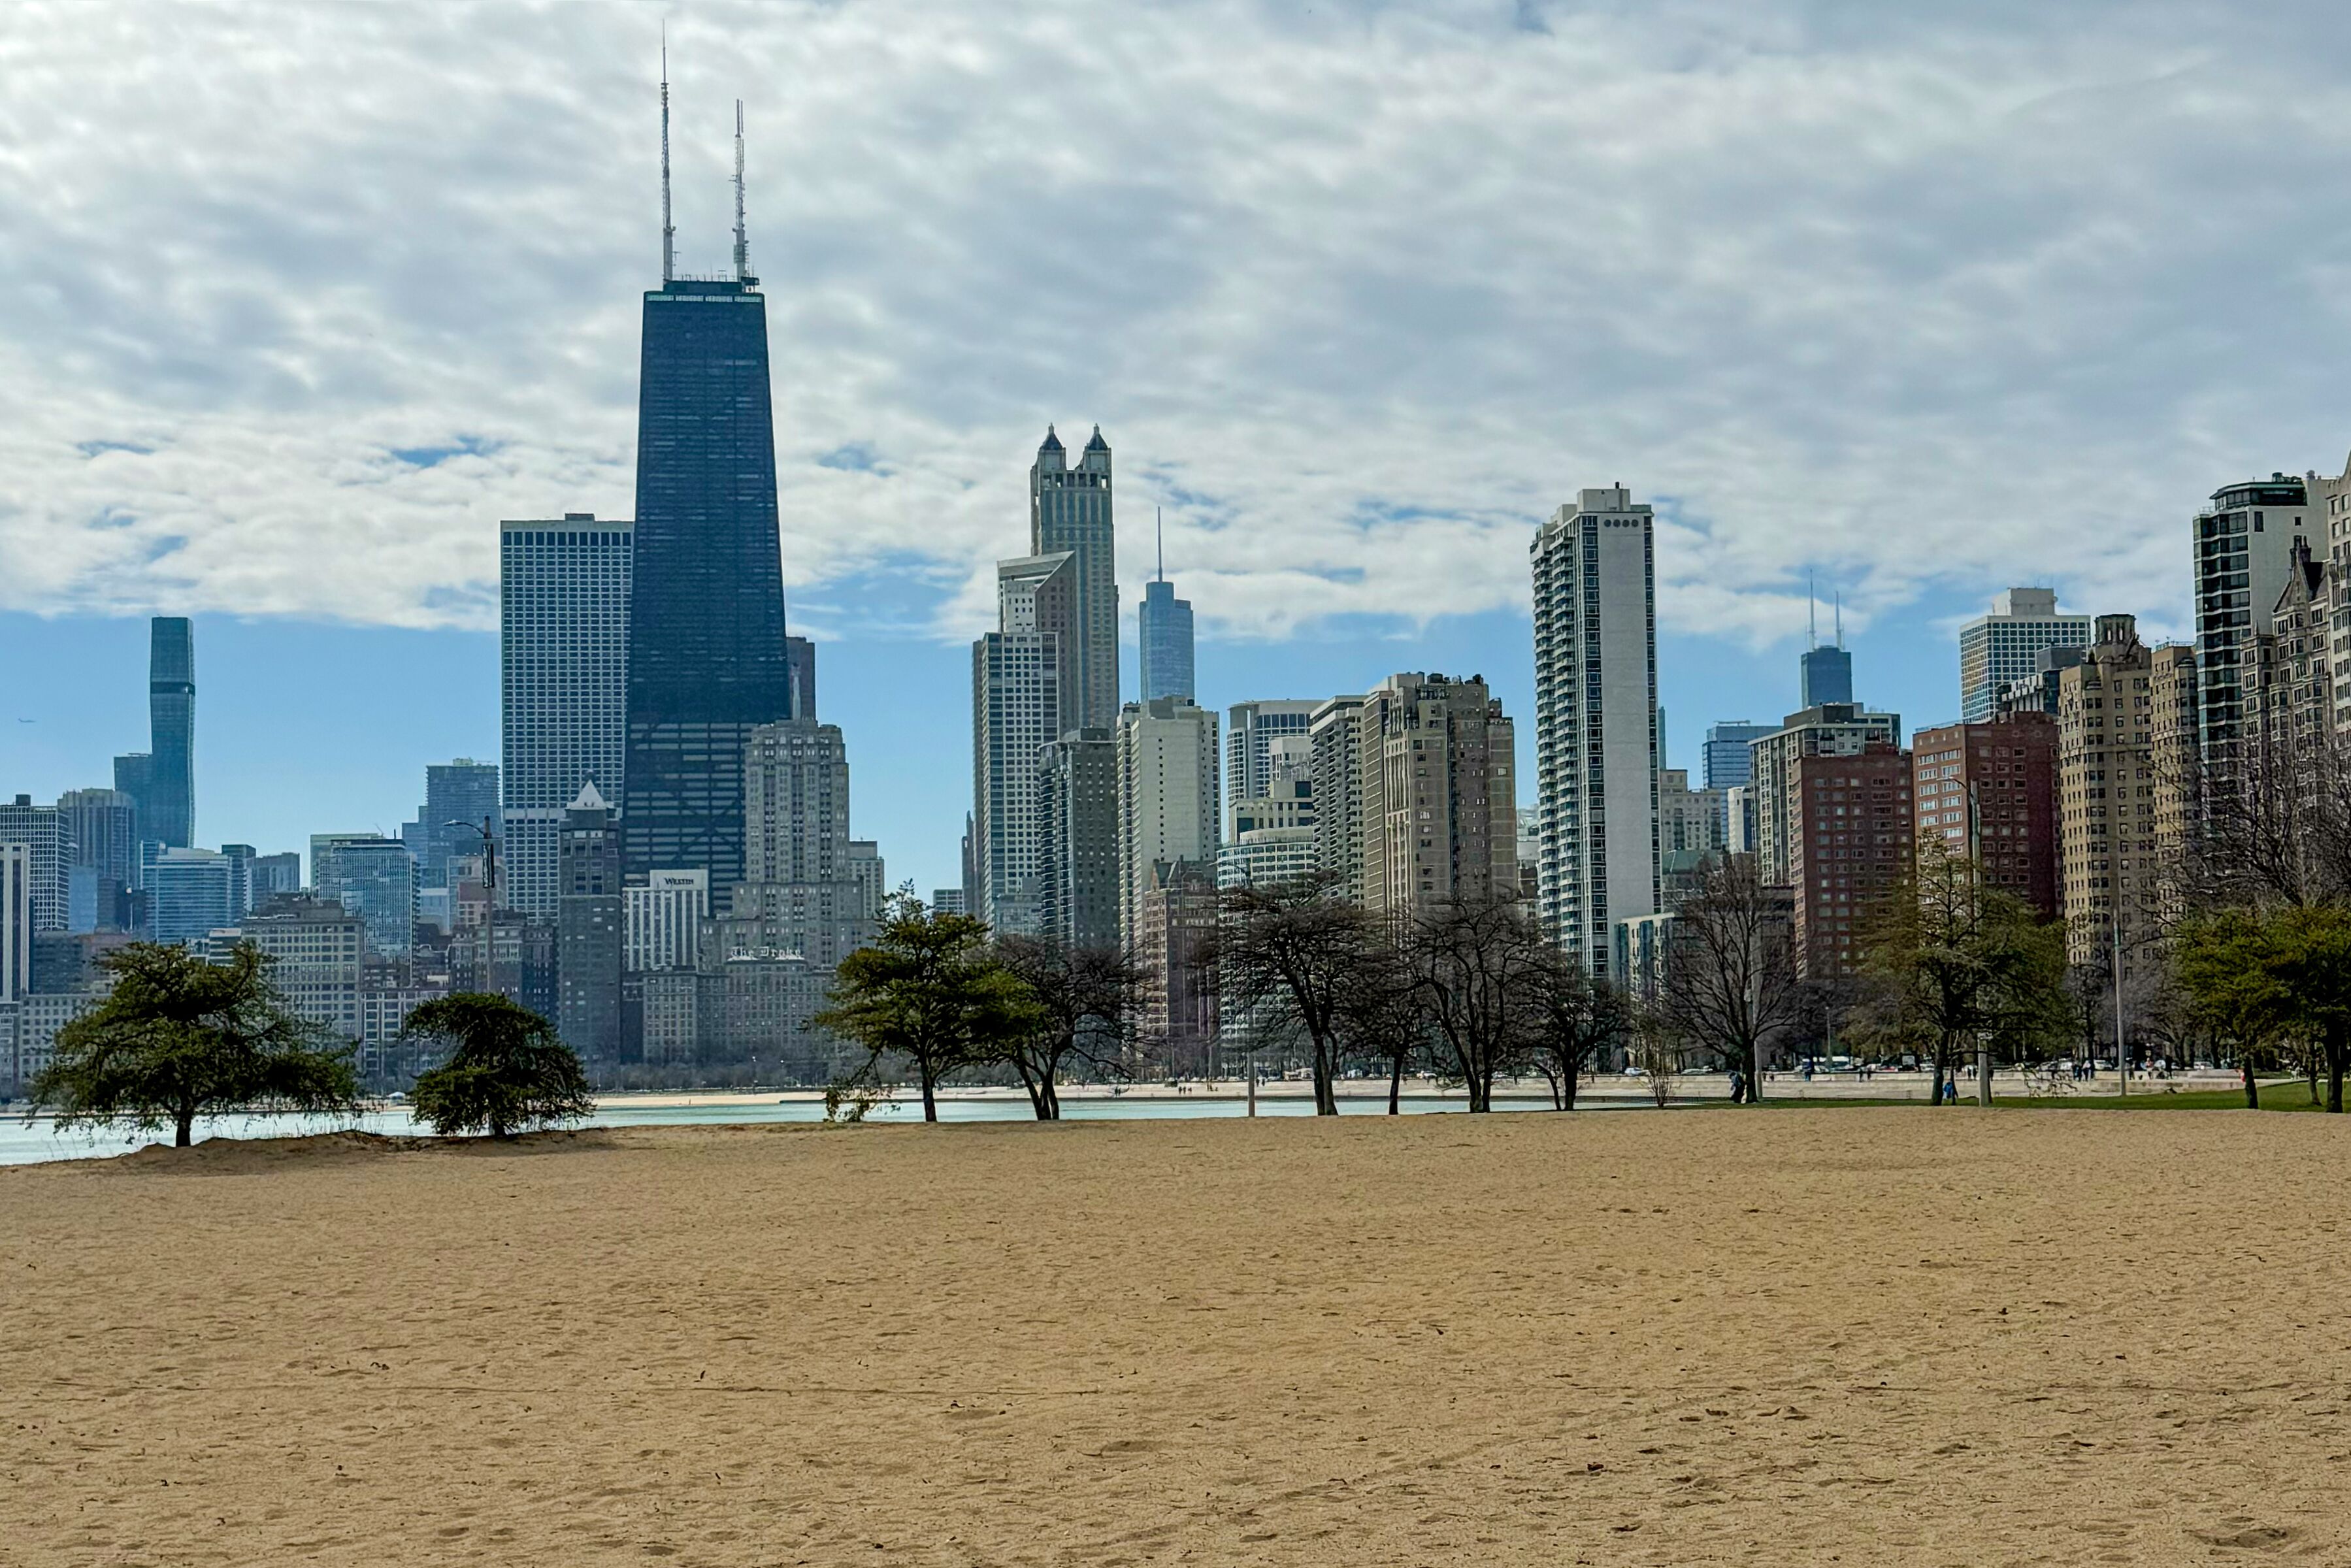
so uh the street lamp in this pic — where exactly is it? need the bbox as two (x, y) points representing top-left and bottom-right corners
(446, 815), (499, 907)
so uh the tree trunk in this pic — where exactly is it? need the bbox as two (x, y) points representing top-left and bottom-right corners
(1311, 1041), (1338, 1115)
(1040, 1073), (1060, 1121)
(2242, 1052), (2260, 1110)
(2328, 1022), (2346, 1115)
(1467, 1068), (1491, 1113)
(175, 1104), (195, 1147)
(1746, 1039), (1766, 1105)
(1387, 1046), (1404, 1115)
(1562, 1060), (1579, 1110)
(921, 1066), (938, 1123)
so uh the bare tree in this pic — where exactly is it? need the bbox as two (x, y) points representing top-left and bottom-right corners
(1653, 853), (1805, 1104)
(991, 936), (1148, 1120)
(1334, 943), (1426, 1114)
(1402, 896), (1548, 1113)
(1628, 1009), (1681, 1109)
(1213, 873), (1377, 1116)
(1525, 951), (1630, 1110)
(2187, 725), (2351, 913)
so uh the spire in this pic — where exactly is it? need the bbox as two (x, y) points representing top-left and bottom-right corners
(1807, 570), (1817, 647)
(1834, 591), (1843, 649)
(1156, 506), (1164, 582)
(1040, 424), (1064, 453)
(1083, 423), (1110, 453)
(732, 98), (751, 284)
(659, 29), (674, 285)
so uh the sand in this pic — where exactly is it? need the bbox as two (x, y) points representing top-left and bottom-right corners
(3, 1110), (2348, 1566)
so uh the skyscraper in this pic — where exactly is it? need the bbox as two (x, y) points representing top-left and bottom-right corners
(1749, 703), (1903, 890)
(143, 846), (237, 949)
(1040, 728), (1121, 950)
(623, 90), (795, 889)
(1138, 509), (1194, 703)
(146, 617), (195, 848)
(1, 842), (32, 1003)
(556, 782), (624, 1060)
(1700, 721), (1773, 792)
(1358, 673), (1518, 921)
(501, 514), (633, 917)
(56, 787), (137, 926)
(973, 553), (1076, 935)
(1800, 642), (1853, 709)
(2194, 476), (2317, 777)
(717, 720), (875, 971)
(1116, 698), (1221, 947)
(1958, 588), (2092, 724)
(411, 760), (502, 892)
(1225, 701), (1321, 840)
(1030, 427), (1119, 729)
(625, 868), (709, 974)
(0, 797), (67, 932)
(1531, 487), (1659, 976)
(310, 833), (417, 961)
(2058, 617), (2194, 977)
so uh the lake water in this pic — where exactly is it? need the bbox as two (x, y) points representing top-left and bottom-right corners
(0, 1088), (1593, 1166)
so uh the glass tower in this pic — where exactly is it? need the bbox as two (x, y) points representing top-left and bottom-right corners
(1030, 427), (1119, 729)
(1139, 580), (1194, 702)
(146, 617), (195, 847)
(623, 277), (794, 887)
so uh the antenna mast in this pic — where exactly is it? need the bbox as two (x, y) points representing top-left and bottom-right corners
(733, 99), (750, 283)
(1156, 506), (1164, 581)
(660, 31), (674, 284)
(1834, 591), (1843, 649)
(1807, 570), (1817, 647)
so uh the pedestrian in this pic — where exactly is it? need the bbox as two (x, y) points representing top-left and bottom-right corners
(1730, 1068), (1746, 1105)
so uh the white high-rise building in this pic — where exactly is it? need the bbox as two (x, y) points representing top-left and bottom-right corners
(2194, 476), (2319, 774)
(1, 841), (33, 1002)
(0, 797), (67, 932)
(1957, 588), (2092, 723)
(1116, 697), (1221, 946)
(501, 514), (633, 917)
(624, 869), (709, 973)
(1530, 487), (1660, 978)
(972, 552), (1076, 935)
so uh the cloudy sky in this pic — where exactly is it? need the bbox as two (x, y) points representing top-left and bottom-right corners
(4, 0), (2348, 892)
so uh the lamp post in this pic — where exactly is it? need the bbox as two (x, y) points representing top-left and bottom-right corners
(446, 815), (499, 909)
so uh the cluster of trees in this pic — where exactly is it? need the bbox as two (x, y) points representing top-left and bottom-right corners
(31, 942), (595, 1145)
(819, 882), (1637, 1119)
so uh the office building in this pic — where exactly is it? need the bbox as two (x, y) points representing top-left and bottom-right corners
(1724, 784), (1756, 855)
(705, 879), (872, 970)
(1040, 727), (1120, 950)
(1133, 858), (1217, 1077)
(6, 992), (102, 1094)
(1996, 644), (2090, 720)
(219, 843), (257, 919)
(1225, 701), (1321, 839)
(406, 760), (501, 893)
(109, 751), (150, 849)
(0, 797), (69, 932)
(744, 721), (852, 883)
(1217, 824), (1319, 892)
(2246, 541), (2334, 775)
(1138, 511), (1194, 703)
(1530, 487), (1658, 973)
(785, 634), (818, 725)
(1220, 732), (1317, 894)
(1030, 426), (1120, 728)
(233, 895), (367, 1044)
(1749, 704), (1904, 890)
(1307, 696), (1368, 900)
(2058, 617), (2194, 976)
(1910, 712), (2061, 919)
(931, 889), (968, 917)
(2194, 476), (2318, 777)
(140, 616), (197, 848)
(310, 833), (416, 961)
(56, 788), (137, 924)
(1116, 697), (1221, 947)
(972, 553), (1076, 935)
(555, 782), (624, 1060)
(1958, 588), (2092, 724)
(1360, 672), (1519, 923)
(502, 514), (633, 916)
(252, 852), (302, 900)
(625, 868), (710, 974)
(1789, 743), (1913, 978)
(1657, 768), (1728, 911)
(1, 843), (31, 1003)
(1702, 721), (1773, 791)
(846, 840), (885, 926)
(623, 172), (798, 886)
(451, 907), (557, 1021)
(144, 847), (238, 949)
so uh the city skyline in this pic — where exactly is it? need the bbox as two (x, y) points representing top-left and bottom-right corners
(9, 3), (2349, 899)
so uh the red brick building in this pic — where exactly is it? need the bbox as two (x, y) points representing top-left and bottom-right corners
(1790, 743), (1913, 977)
(1910, 712), (2060, 920)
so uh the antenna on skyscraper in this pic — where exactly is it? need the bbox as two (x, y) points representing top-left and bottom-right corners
(1156, 506), (1164, 581)
(660, 27), (675, 284)
(733, 98), (751, 284)
(1834, 591), (1843, 649)
(1807, 571), (1817, 647)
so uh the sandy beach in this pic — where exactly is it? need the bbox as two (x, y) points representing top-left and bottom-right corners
(4, 1107), (2346, 1565)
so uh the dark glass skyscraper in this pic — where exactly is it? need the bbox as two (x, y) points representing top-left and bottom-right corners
(147, 617), (195, 847)
(622, 276), (793, 887)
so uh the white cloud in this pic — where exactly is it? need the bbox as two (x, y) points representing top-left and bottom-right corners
(3, 0), (2346, 648)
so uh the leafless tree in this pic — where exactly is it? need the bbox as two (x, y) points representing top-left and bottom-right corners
(1212, 873), (1377, 1115)
(1334, 943), (1426, 1114)
(991, 936), (1149, 1120)
(1628, 1010), (1681, 1109)
(1653, 853), (1805, 1104)
(1524, 951), (1630, 1110)
(2185, 725), (2351, 913)
(1400, 896), (1549, 1113)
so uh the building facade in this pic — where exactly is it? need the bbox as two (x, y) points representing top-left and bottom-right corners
(501, 514), (633, 917)
(144, 617), (196, 849)
(1360, 672), (1519, 923)
(1789, 744), (1913, 977)
(1910, 712), (2061, 920)
(1225, 701), (1321, 840)
(1030, 426), (1120, 729)
(973, 553), (1076, 936)
(1307, 696), (1368, 900)
(623, 267), (797, 888)
(1749, 704), (1904, 890)
(1530, 487), (1658, 973)
(0, 798), (67, 933)
(2056, 615), (2185, 975)
(1116, 698), (1221, 947)
(1133, 858), (1217, 1078)
(1040, 728), (1121, 950)
(310, 833), (416, 961)
(626, 868), (710, 974)
(2194, 476), (2318, 781)
(1958, 588), (2092, 724)
(555, 783), (623, 1060)
(1138, 578), (1195, 704)
(1702, 721), (1774, 791)
(144, 846), (237, 949)
(1, 843), (31, 1003)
